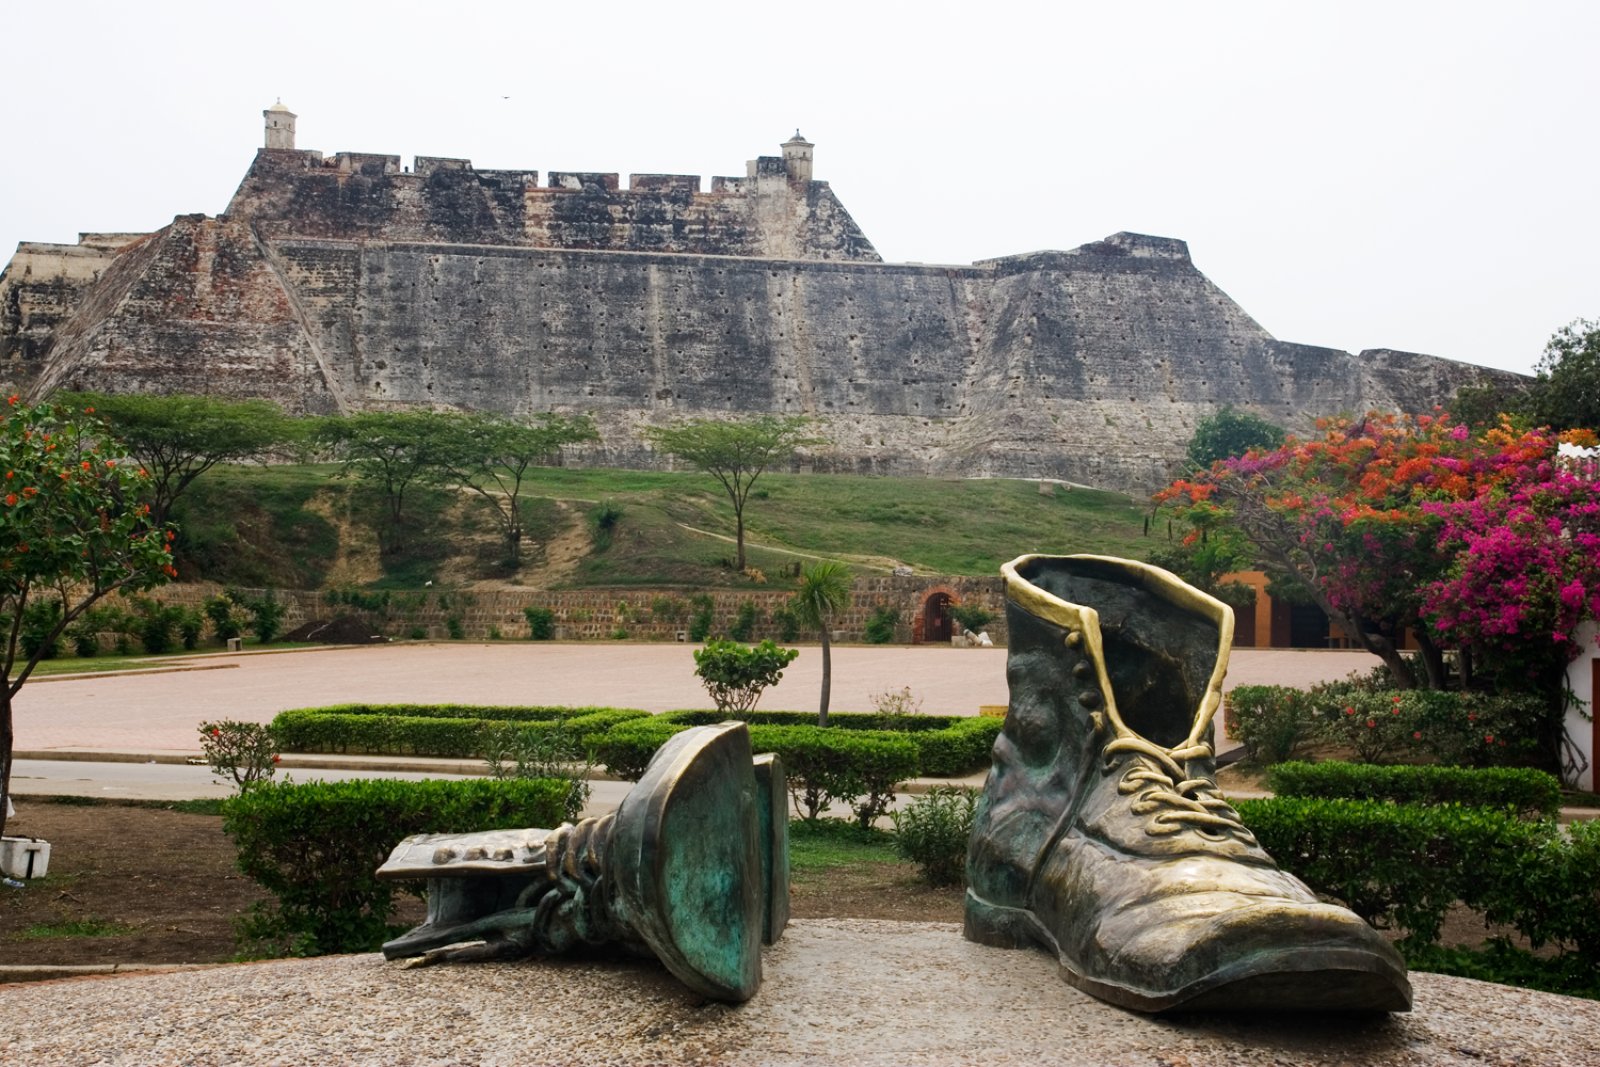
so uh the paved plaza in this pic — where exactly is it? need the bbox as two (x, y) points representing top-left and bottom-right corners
(13, 641), (1380, 755)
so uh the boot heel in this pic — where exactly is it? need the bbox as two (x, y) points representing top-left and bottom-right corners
(964, 891), (1036, 950)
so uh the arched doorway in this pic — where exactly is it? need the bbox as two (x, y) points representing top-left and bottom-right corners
(920, 592), (954, 644)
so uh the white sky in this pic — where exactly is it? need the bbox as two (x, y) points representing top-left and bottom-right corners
(3, 0), (1594, 376)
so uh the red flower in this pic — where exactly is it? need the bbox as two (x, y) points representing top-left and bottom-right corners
(1366, 719), (1376, 728)
(272, 755), (282, 764)
(1344, 706), (1355, 716)
(4, 494), (15, 507)
(1412, 731), (1422, 740)
(1484, 734), (1495, 744)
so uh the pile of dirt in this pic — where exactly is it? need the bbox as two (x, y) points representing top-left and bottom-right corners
(280, 616), (391, 645)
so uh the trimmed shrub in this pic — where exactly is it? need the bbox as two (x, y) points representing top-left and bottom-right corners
(271, 703), (649, 757)
(1266, 760), (1562, 820)
(1225, 685), (1316, 765)
(594, 716), (921, 826)
(892, 786), (979, 886)
(653, 708), (1000, 778)
(223, 777), (570, 956)
(1237, 796), (1555, 951)
(692, 639), (798, 714)
(729, 600), (759, 641)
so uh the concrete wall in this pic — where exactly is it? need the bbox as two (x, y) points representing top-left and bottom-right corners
(1567, 620), (1598, 790)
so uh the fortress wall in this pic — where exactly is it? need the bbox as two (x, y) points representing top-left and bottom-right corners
(0, 239), (140, 374)
(37, 217), (342, 413)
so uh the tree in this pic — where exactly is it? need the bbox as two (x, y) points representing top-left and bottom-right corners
(1186, 406), (1286, 468)
(0, 398), (175, 838)
(435, 412), (597, 562)
(65, 393), (301, 527)
(692, 638), (799, 714)
(1156, 413), (1476, 689)
(318, 410), (457, 554)
(643, 416), (815, 572)
(1528, 319), (1600, 432)
(790, 561), (851, 726)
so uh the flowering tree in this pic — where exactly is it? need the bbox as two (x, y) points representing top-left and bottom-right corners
(1158, 414), (1600, 771)
(0, 398), (175, 839)
(1423, 426), (1600, 762)
(1156, 412), (1477, 689)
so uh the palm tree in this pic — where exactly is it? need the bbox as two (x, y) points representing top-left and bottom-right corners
(792, 561), (852, 726)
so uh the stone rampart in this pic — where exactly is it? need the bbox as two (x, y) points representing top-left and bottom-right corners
(4, 135), (1522, 492)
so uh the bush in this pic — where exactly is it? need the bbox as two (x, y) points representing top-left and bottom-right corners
(132, 597), (184, 655)
(241, 591), (286, 645)
(588, 499), (623, 551)
(199, 720), (281, 791)
(892, 786), (979, 886)
(1266, 760), (1562, 819)
(648, 709), (1001, 777)
(863, 605), (899, 644)
(18, 597), (63, 661)
(1225, 685), (1316, 765)
(949, 602), (992, 634)
(595, 716), (921, 826)
(205, 594), (244, 643)
(176, 607), (204, 650)
(483, 723), (593, 822)
(223, 777), (570, 956)
(729, 600), (759, 641)
(769, 602), (801, 642)
(271, 703), (649, 757)
(688, 594), (715, 642)
(1224, 683), (1547, 769)
(692, 638), (799, 714)
(523, 606), (555, 640)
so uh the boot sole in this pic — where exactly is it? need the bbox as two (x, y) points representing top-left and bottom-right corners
(965, 890), (1412, 1014)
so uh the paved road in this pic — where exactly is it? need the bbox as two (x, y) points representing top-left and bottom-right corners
(13, 642), (1379, 757)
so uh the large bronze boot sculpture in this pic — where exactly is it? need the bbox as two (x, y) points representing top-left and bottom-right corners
(377, 721), (788, 1003)
(965, 554), (1411, 1013)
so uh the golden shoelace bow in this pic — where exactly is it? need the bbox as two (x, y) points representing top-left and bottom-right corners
(1105, 736), (1252, 839)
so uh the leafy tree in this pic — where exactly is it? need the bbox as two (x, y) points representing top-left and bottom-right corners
(643, 416), (816, 572)
(1186, 406), (1286, 468)
(1527, 319), (1600, 432)
(790, 561), (852, 725)
(1449, 377), (1532, 431)
(1157, 413), (1473, 690)
(0, 398), (175, 838)
(435, 412), (598, 562)
(318, 410), (457, 554)
(692, 638), (799, 714)
(65, 393), (300, 527)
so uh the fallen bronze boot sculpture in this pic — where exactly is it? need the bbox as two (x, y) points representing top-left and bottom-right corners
(377, 721), (787, 1003)
(966, 554), (1412, 1013)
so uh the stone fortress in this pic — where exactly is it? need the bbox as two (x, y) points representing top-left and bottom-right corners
(0, 103), (1518, 491)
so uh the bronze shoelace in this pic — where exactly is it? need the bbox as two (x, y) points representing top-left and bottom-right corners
(1104, 736), (1253, 839)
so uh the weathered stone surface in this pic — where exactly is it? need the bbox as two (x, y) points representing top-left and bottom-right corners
(2, 136), (1520, 492)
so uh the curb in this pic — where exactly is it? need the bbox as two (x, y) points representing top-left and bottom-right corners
(0, 963), (222, 985)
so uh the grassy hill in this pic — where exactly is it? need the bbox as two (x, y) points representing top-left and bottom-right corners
(171, 463), (1156, 590)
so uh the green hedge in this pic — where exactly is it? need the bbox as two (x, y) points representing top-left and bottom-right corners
(656, 710), (1000, 777)
(270, 704), (649, 758)
(1237, 797), (1600, 996)
(1224, 684), (1548, 768)
(595, 717), (922, 827)
(222, 777), (571, 956)
(1266, 760), (1562, 820)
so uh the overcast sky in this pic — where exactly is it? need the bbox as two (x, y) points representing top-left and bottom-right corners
(4, 1), (1594, 376)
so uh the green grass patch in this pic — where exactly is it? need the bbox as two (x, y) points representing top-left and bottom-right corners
(32, 795), (227, 816)
(788, 818), (900, 870)
(12, 643), (320, 681)
(14, 918), (139, 940)
(165, 461), (1151, 590)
